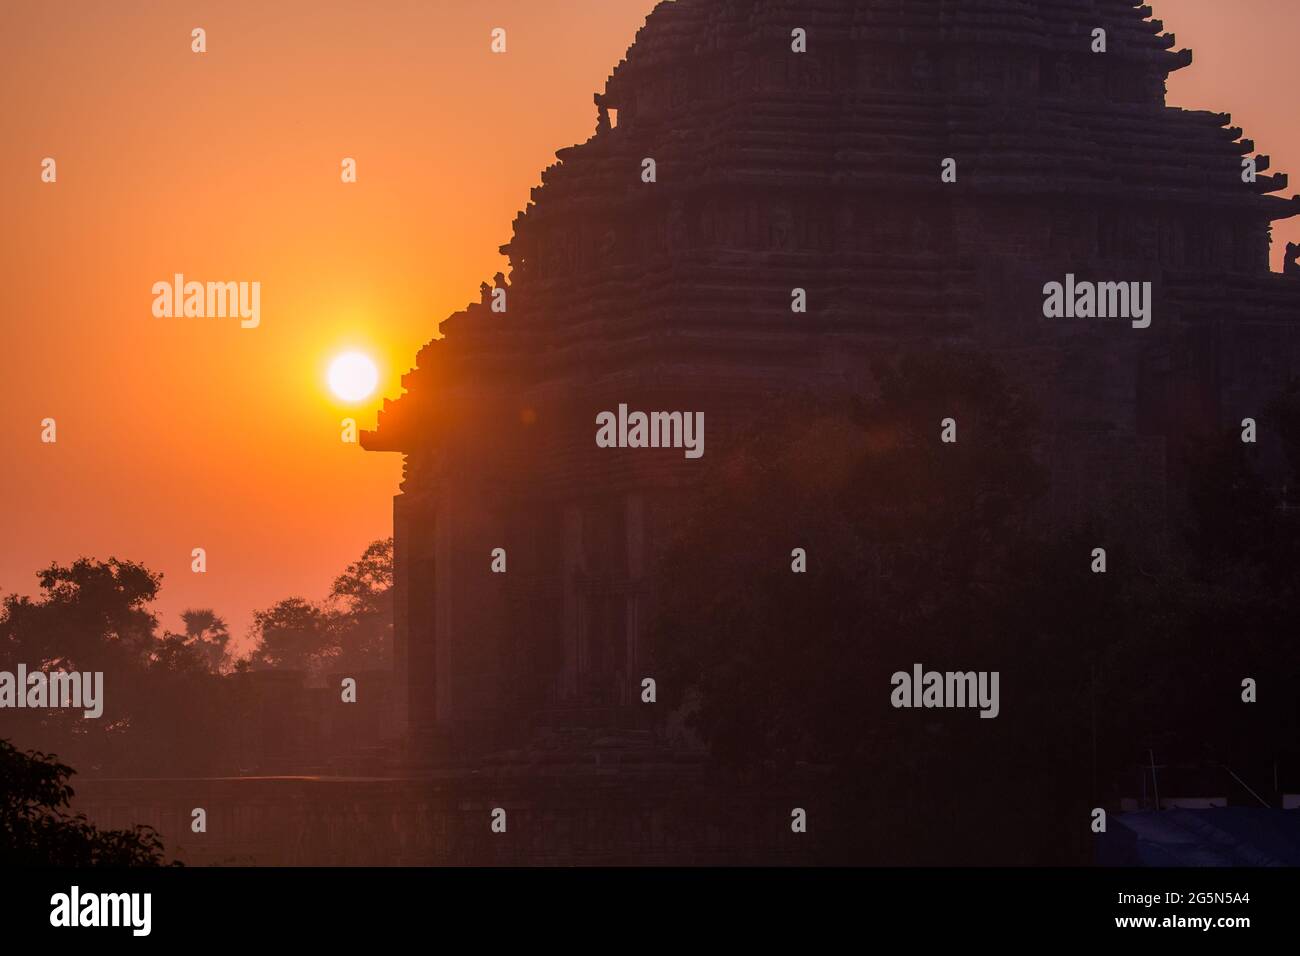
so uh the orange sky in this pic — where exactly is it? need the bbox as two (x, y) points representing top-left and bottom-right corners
(2, 0), (1297, 645)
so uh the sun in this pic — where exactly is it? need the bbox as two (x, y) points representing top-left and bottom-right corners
(327, 351), (380, 402)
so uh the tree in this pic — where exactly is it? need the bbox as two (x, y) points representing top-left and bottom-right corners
(1, 557), (160, 675)
(0, 559), (240, 777)
(179, 609), (232, 674)
(246, 597), (332, 674)
(0, 738), (168, 866)
(329, 538), (393, 613)
(327, 537), (394, 671)
(245, 538), (394, 678)
(0, 558), (163, 773)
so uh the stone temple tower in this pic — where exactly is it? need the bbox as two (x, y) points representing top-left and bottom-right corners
(363, 0), (1300, 759)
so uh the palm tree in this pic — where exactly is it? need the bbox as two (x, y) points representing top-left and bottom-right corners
(180, 608), (231, 674)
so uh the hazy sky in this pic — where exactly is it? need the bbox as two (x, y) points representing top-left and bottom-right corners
(2, 0), (1296, 644)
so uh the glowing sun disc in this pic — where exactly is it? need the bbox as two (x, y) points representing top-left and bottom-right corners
(328, 351), (379, 402)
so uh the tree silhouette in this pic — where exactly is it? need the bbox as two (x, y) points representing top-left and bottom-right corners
(327, 537), (394, 671)
(0, 738), (168, 866)
(246, 537), (394, 678)
(0, 558), (237, 776)
(0, 539), (395, 780)
(180, 609), (232, 674)
(246, 597), (332, 674)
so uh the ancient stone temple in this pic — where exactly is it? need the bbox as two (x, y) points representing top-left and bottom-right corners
(363, 0), (1300, 758)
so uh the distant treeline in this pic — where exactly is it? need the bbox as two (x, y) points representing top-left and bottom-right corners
(0, 538), (392, 777)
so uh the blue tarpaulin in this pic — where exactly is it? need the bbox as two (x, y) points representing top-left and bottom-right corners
(1098, 809), (1300, 866)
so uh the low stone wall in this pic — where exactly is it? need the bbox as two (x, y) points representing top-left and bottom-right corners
(71, 773), (825, 866)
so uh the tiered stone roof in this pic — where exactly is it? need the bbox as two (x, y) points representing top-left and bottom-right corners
(366, 0), (1298, 480)
(363, 0), (1300, 743)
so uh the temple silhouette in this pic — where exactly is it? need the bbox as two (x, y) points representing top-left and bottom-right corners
(363, 0), (1299, 760)
(62, 0), (1300, 865)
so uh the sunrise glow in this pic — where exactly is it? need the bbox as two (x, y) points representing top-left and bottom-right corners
(327, 351), (380, 402)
